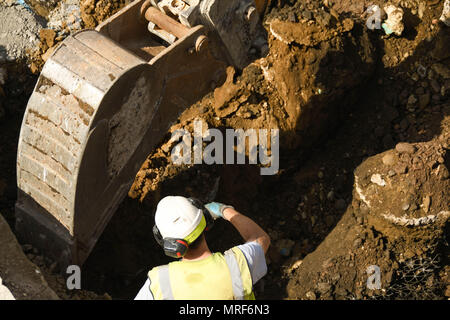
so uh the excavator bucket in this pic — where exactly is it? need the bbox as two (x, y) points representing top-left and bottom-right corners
(15, 0), (268, 268)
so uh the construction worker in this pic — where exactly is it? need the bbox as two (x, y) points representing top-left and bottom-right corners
(135, 196), (270, 300)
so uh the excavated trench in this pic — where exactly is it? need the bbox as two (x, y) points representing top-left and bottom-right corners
(1, 0), (449, 300)
(80, 17), (448, 298)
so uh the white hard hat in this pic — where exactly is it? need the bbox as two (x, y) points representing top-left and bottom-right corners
(155, 196), (206, 243)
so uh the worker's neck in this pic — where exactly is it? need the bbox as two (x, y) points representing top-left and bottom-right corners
(182, 239), (212, 261)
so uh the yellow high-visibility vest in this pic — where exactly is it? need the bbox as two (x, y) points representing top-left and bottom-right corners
(148, 247), (255, 300)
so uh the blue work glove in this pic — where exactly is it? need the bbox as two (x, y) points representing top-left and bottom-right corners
(204, 202), (234, 220)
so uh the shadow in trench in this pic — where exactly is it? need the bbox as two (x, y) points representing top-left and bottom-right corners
(0, 45), (38, 228)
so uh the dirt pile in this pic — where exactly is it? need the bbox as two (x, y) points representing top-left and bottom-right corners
(280, 0), (449, 300)
(286, 134), (449, 300)
(80, 0), (131, 29)
(24, 0), (59, 18)
(24, 0), (129, 74)
(0, 1), (44, 63)
(26, 0), (132, 74)
(46, 0), (82, 33)
(356, 140), (449, 227)
(24, 0), (84, 73)
(129, 5), (376, 201)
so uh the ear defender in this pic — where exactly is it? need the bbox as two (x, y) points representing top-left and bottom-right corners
(152, 197), (213, 258)
(152, 224), (164, 247)
(152, 224), (189, 258)
(163, 238), (189, 258)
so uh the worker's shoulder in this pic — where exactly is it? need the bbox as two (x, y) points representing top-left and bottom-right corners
(147, 263), (168, 277)
(219, 242), (263, 261)
(236, 241), (264, 257)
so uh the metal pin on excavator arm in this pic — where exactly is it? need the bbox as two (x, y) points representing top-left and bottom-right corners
(15, 0), (268, 269)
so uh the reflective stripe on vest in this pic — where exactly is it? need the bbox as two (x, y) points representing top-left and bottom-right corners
(224, 249), (244, 300)
(158, 265), (174, 300)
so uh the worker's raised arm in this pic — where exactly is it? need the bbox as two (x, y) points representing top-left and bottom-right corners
(205, 203), (271, 254)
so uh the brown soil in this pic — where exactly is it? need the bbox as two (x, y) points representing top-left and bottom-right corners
(287, 135), (449, 300)
(24, 1), (59, 19)
(80, 0), (132, 29)
(0, 0), (448, 300)
(27, 0), (133, 74)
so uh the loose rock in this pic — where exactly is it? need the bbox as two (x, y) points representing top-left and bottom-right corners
(395, 142), (416, 154)
(317, 282), (332, 294)
(382, 5), (404, 36)
(371, 174), (386, 186)
(422, 195), (431, 213)
(382, 152), (397, 166)
(335, 199), (347, 210)
(440, 0), (450, 26)
(305, 291), (316, 300)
